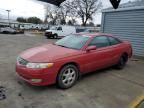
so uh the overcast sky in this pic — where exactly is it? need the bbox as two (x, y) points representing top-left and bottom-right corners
(0, 0), (135, 24)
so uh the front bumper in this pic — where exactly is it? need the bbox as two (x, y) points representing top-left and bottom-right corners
(45, 32), (53, 37)
(16, 64), (58, 86)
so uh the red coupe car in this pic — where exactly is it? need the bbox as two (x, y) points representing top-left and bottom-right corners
(16, 33), (132, 89)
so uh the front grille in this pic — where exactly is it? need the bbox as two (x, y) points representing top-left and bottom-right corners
(45, 32), (52, 36)
(17, 57), (28, 66)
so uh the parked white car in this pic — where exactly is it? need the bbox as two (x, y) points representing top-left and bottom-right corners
(0, 27), (16, 34)
(45, 25), (76, 39)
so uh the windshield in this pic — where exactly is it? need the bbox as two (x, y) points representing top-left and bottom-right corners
(50, 26), (57, 30)
(55, 35), (90, 50)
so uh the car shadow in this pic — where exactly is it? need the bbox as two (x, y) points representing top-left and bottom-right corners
(81, 66), (115, 80)
(79, 63), (131, 83)
(21, 81), (57, 91)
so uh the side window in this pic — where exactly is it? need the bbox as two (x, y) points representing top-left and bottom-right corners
(89, 36), (110, 48)
(57, 27), (62, 31)
(108, 37), (121, 45)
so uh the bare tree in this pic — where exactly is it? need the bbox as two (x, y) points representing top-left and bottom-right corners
(44, 0), (101, 26)
(44, 5), (60, 25)
(44, 4), (69, 25)
(65, 0), (102, 26)
(59, 5), (70, 24)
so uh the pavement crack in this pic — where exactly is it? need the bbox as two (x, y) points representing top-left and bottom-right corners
(110, 73), (144, 88)
(18, 92), (25, 100)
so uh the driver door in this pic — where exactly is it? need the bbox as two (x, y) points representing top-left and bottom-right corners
(83, 36), (114, 73)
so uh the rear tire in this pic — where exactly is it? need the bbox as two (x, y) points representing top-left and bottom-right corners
(53, 34), (58, 39)
(46, 36), (50, 39)
(57, 64), (79, 89)
(116, 54), (128, 69)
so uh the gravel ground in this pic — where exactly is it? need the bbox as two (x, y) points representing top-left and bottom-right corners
(0, 33), (144, 108)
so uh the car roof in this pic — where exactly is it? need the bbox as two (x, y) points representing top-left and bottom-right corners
(77, 32), (114, 37)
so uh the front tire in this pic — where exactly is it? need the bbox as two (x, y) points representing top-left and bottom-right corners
(57, 64), (79, 89)
(53, 34), (58, 39)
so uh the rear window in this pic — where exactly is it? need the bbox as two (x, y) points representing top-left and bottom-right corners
(89, 36), (110, 48)
(108, 37), (121, 45)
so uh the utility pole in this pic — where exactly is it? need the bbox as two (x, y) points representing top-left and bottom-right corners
(6, 10), (11, 27)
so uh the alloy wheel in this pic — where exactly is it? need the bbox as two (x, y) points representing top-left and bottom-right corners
(62, 68), (76, 86)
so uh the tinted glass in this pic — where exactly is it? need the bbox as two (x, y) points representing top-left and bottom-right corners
(108, 37), (121, 45)
(57, 27), (62, 30)
(89, 36), (110, 48)
(55, 35), (89, 50)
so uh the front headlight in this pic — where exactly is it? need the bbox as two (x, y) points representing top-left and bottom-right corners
(26, 63), (54, 69)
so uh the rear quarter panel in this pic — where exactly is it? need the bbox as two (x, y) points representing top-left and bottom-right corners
(122, 41), (133, 58)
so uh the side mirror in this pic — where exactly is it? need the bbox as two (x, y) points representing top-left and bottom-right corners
(86, 46), (96, 52)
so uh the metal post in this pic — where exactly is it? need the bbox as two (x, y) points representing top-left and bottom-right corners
(6, 10), (11, 27)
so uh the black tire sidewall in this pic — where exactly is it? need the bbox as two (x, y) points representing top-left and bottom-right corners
(116, 55), (128, 69)
(57, 64), (79, 89)
(54, 34), (58, 39)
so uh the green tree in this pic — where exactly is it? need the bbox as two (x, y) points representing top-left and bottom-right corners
(27, 17), (43, 24)
(17, 17), (27, 23)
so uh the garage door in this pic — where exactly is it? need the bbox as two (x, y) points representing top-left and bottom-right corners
(101, 9), (144, 57)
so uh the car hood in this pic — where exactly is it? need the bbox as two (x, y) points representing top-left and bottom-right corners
(20, 44), (79, 62)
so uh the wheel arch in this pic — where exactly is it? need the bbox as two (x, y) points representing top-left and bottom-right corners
(122, 52), (128, 57)
(59, 62), (80, 73)
(57, 62), (81, 80)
